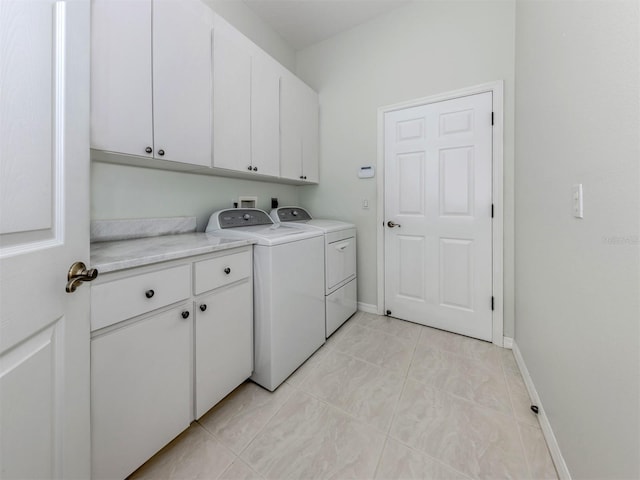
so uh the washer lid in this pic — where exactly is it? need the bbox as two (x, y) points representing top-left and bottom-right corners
(270, 207), (355, 233)
(271, 207), (312, 222)
(206, 208), (322, 246)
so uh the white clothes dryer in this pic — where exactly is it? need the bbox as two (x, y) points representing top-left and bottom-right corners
(270, 207), (357, 337)
(206, 208), (325, 391)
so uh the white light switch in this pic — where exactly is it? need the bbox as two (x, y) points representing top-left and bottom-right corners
(573, 184), (583, 218)
(362, 199), (369, 209)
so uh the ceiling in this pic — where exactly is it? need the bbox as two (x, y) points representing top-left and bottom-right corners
(242, 0), (411, 50)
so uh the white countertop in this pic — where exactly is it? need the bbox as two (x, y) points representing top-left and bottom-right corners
(91, 233), (255, 273)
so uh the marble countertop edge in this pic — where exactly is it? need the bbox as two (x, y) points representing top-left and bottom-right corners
(91, 234), (255, 274)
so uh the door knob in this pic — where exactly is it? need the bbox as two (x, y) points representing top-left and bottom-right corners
(387, 221), (401, 228)
(66, 261), (98, 293)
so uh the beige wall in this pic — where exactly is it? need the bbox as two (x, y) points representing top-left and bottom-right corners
(514, 1), (640, 477)
(91, 1), (299, 228)
(295, 1), (517, 335)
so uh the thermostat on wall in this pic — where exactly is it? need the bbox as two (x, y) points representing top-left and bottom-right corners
(358, 166), (375, 179)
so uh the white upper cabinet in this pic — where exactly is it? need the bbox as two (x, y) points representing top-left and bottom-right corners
(212, 24), (252, 172)
(91, 0), (153, 158)
(91, 0), (213, 167)
(212, 19), (281, 178)
(250, 54), (281, 177)
(91, 2), (318, 184)
(280, 71), (319, 184)
(152, 0), (213, 167)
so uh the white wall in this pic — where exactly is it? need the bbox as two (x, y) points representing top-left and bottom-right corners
(514, 1), (640, 478)
(202, 0), (295, 71)
(91, 1), (299, 228)
(91, 163), (300, 231)
(295, 1), (516, 334)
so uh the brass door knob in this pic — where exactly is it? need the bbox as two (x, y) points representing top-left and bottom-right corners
(66, 261), (98, 293)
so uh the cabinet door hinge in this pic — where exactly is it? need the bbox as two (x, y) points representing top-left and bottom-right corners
(491, 112), (494, 126)
(491, 296), (495, 311)
(491, 204), (494, 218)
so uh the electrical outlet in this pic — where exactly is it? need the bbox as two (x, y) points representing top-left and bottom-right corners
(362, 199), (369, 209)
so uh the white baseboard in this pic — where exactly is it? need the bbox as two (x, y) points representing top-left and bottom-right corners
(512, 341), (572, 480)
(357, 302), (378, 314)
(503, 337), (513, 349)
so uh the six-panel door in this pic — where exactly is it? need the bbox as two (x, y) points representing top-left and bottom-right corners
(384, 92), (493, 341)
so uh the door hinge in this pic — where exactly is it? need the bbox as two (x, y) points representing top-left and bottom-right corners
(491, 112), (494, 126)
(491, 204), (494, 218)
(491, 296), (495, 311)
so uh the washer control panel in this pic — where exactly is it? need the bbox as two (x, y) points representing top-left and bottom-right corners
(276, 207), (312, 222)
(217, 209), (274, 228)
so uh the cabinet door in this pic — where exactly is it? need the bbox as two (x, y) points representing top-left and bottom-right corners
(91, 0), (153, 157)
(91, 305), (192, 480)
(251, 53), (281, 177)
(195, 281), (253, 419)
(301, 85), (319, 183)
(212, 26), (251, 172)
(279, 72), (303, 181)
(153, 0), (213, 167)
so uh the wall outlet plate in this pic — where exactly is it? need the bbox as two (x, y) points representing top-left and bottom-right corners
(238, 196), (257, 208)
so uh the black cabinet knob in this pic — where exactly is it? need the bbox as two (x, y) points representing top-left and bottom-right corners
(181, 310), (190, 319)
(303, 176), (307, 180)
(247, 165), (253, 171)
(224, 267), (231, 274)
(158, 149), (165, 156)
(145, 289), (155, 299)
(145, 146), (152, 154)
(199, 304), (207, 312)
(300, 175), (304, 179)
(253, 166), (258, 171)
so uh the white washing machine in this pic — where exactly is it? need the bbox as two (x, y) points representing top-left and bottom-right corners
(206, 208), (325, 391)
(270, 207), (357, 337)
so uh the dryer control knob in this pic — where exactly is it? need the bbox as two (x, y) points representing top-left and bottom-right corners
(243, 214), (251, 220)
(292, 210), (298, 216)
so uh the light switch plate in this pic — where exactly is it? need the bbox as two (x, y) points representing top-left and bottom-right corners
(573, 184), (583, 218)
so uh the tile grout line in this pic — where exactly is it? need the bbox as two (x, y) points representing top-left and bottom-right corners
(378, 325), (473, 480)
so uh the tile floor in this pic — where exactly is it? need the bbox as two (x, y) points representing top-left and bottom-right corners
(129, 312), (558, 480)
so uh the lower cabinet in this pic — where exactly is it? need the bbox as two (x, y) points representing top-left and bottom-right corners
(91, 304), (193, 480)
(195, 279), (253, 418)
(90, 246), (253, 479)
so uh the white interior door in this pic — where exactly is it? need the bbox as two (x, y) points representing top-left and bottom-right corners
(0, 1), (91, 477)
(384, 92), (493, 341)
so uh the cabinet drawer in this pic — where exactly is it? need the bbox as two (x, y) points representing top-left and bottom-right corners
(91, 265), (191, 331)
(194, 250), (251, 295)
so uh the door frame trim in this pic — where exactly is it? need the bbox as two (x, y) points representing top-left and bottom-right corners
(376, 80), (504, 346)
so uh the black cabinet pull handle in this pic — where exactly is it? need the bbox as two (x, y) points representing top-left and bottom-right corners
(158, 149), (165, 156)
(145, 146), (152, 154)
(145, 289), (155, 298)
(181, 310), (190, 319)
(224, 267), (231, 274)
(199, 304), (207, 312)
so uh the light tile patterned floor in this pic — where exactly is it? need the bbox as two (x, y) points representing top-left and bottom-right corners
(129, 312), (558, 480)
